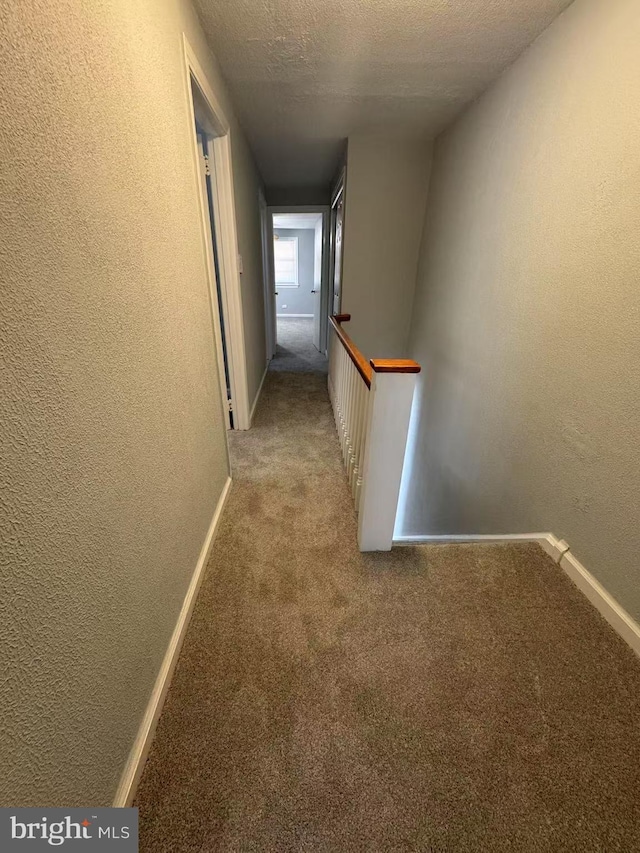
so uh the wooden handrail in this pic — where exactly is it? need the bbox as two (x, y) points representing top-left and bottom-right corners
(329, 316), (422, 386)
(329, 315), (372, 388)
(370, 358), (421, 374)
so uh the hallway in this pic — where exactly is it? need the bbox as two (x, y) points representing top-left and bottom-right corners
(135, 356), (640, 850)
(3, 0), (640, 834)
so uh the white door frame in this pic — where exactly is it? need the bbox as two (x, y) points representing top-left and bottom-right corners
(183, 35), (250, 430)
(266, 205), (330, 353)
(195, 132), (231, 430)
(259, 190), (276, 361)
(329, 169), (346, 319)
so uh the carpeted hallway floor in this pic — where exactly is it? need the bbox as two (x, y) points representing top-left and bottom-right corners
(269, 316), (328, 374)
(135, 358), (640, 850)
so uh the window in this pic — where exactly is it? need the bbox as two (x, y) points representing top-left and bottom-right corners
(274, 237), (298, 287)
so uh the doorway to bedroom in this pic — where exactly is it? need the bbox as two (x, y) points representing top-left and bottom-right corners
(265, 208), (330, 374)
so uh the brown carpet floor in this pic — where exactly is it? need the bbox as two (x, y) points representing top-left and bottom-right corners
(270, 317), (328, 374)
(136, 369), (640, 852)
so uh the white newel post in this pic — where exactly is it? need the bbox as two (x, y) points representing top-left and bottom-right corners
(328, 316), (420, 552)
(357, 366), (419, 551)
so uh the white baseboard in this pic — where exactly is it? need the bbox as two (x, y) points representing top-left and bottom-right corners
(393, 532), (567, 560)
(276, 313), (313, 318)
(393, 532), (640, 657)
(558, 549), (640, 657)
(112, 476), (233, 807)
(250, 363), (269, 425)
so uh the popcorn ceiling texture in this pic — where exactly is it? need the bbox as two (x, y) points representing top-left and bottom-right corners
(399, 0), (640, 620)
(0, 0), (262, 806)
(193, 0), (573, 186)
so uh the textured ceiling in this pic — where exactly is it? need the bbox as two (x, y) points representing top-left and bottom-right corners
(194, 0), (574, 188)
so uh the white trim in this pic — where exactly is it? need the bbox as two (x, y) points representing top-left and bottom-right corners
(394, 533), (553, 545)
(112, 476), (233, 807)
(559, 549), (640, 657)
(259, 189), (276, 361)
(263, 206), (277, 361)
(250, 363), (268, 425)
(194, 132), (232, 432)
(276, 313), (313, 318)
(393, 532), (640, 658)
(394, 532), (567, 561)
(183, 40), (228, 135)
(319, 209), (331, 353)
(183, 35), (251, 430)
(331, 167), (346, 208)
(328, 174), (345, 316)
(208, 135), (250, 430)
(265, 205), (331, 357)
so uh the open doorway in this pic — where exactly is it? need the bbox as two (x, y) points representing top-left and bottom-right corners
(265, 207), (330, 374)
(184, 36), (251, 430)
(196, 127), (234, 426)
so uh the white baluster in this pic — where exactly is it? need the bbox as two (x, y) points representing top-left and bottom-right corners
(349, 376), (368, 500)
(328, 333), (335, 408)
(344, 359), (355, 469)
(347, 363), (358, 485)
(354, 379), (368, 509)
(332, 339), (339, 423)
(332, 337), (340, 431)
(338, 346), (347, 457)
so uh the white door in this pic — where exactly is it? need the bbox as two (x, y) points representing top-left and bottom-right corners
(259, 193), (277, 359)
(196, 131), (233, 428)
(332, 190), (344, 315)
(312, 216), (323, 351)
(312, 290), (321, 350)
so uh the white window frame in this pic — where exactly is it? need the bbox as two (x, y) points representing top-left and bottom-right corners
(274, 236), (299, 288)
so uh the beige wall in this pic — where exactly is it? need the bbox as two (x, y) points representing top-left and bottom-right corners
(341, 136), (432, 359)
(0, 0), (263, 806)
(399, 0), (640, 619)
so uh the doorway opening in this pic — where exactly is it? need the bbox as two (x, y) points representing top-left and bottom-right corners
(184, 35), (251, 431)
(196, 126), (234, 427)
(265, 207), (330, 374)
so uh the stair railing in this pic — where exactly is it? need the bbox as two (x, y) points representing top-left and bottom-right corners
(328, 314), (420, 551)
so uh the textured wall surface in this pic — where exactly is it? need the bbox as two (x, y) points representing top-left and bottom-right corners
(0, 0), (261, 806)
(274, 228), (315, 315)
(341, 136), (432, 359)
(399, 0), (640, 619)
(193, 0), (573, 185)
